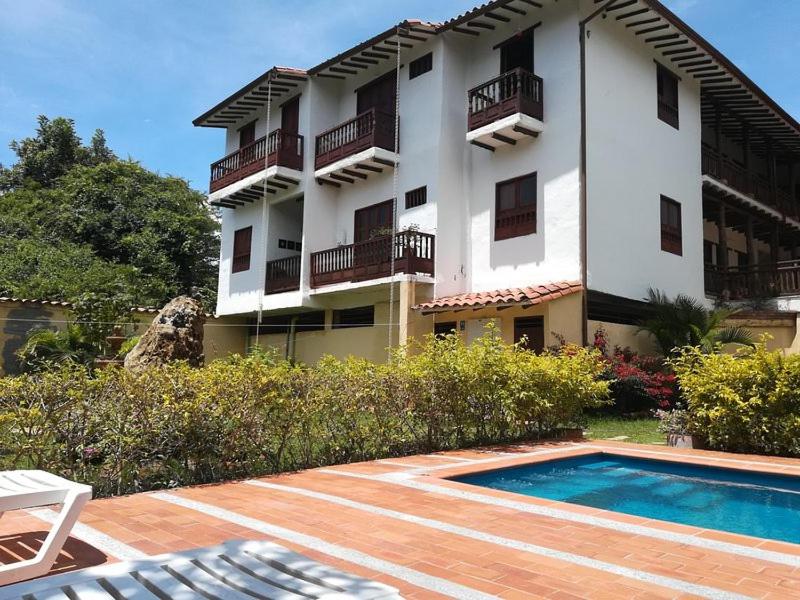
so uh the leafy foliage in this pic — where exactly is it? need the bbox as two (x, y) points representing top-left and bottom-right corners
(671, 342), (800, 456)
(0, 330), (609, 496)
(639, 288), (753, 356)
(0, 116), (219, 307)
(15, 325), (98, 373)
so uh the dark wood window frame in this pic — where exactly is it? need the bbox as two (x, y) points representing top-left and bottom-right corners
(232, 226), (253, 273)
(656, 62), (679, 130)
(660, 195), (682, 256)
(332, 305), (375, 329)
(495, 172), (537, 241)
(405, 186), (427, 209)
(409, 53), (433, 79)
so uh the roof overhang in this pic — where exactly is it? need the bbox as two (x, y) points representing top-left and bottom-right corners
(413, 281), (583, 314)
(603, 0), (800, 155)
(193, 67), (308, 128)
(307, 20), (439, 81)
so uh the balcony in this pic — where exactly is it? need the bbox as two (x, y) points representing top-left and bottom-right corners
(209, 129), (303, 193)
(265, 255), (301, 295)
(310, 230), (434, 288)
(705, 261), (800, 299)
(701, 147), (798, 220)
(467, 68), (544, 151)
(314, 109), (397, 186)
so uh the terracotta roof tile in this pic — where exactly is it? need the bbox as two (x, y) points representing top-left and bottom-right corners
(413, 281), (582, 312)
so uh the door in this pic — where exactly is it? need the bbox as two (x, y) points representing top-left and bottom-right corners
(500, 29), (534, 73)
(357, 71), (397, 117)
(238, 121), (257, 165)
(353, 200), (394, 276)
(514, 316), (544, 353)
(280, 96), (300, 161)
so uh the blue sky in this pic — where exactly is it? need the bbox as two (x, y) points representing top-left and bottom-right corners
(1, 0), (798, 192)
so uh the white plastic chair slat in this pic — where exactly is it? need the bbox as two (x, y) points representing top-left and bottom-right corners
(2, 472), (52, 491)
(199, 554), (314, 599)
(98, 573), (163, 600)
(133, 565), (214, 600)
(164, 561), (257, 600)
(243, 543), (397, 598)
(61, 580), (115, 599)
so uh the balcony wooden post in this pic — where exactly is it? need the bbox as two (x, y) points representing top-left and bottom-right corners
(771, 223), (780, 264)
(714, 104), (722, 152)
(717, 202), (729, 270)
(742, 123), (752, 193)
(746, 215), (756, 267)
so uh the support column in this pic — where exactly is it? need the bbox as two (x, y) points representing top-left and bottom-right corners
(717, 203), (729, 269)
(746, 216), (756, 266)
(742, 124), (751, 193)
(771, 223), (780, 264)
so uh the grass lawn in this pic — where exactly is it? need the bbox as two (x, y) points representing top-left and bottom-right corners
(583, 416), (664, 445)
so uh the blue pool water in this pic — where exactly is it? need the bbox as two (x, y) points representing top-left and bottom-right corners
(453, 453), (800, 544)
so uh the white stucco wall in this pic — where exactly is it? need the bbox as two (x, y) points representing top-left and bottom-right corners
(585, 12), (704, 302)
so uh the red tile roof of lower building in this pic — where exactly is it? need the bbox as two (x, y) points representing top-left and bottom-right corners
(413, 281), (582, 312)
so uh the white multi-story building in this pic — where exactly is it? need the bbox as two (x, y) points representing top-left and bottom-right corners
(194, 0), (800, 361)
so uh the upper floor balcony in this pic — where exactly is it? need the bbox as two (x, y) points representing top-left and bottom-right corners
(210, 129), (304, 193)
(705, 260), (800, 300)
(467, 68), (544, 151)
(265, 255), (301, 295)
(310, 230), (434, 288)
(702, 146), (798, 221)
(313, 109), (398, 186)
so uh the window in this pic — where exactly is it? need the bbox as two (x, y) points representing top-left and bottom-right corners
(514, 317), (544, 353)
(434, 321), (457, 338)
(409, 53), (433, 79)
(660, 196), (682, 255)
(656, 63), (679, 129)
(354, 200), (393, 242)
(332, 305), (374, 329)
(405, 186), (427, 209)
(295, 311), (326, 332)
(232, 226), (252, 273)
(495, 172), (537, 241)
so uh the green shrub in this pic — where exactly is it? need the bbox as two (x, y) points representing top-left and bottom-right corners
(0, 330), (609, 497)
(672, 343), (800, 456)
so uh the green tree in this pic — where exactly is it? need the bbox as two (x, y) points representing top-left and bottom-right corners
(0, 116), (115, 191)
(639, 288), (753, 356)
(0, 116), (219, 308)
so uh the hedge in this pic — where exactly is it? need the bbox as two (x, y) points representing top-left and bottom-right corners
(672, 343), (800, 456)
(0, 330), (609, 497)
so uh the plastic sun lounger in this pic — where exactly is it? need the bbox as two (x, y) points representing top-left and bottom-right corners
(0, 540), (403, 599)
(0, 470), (92, 587)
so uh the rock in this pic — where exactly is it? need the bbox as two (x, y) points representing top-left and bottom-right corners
(123, 296), (205, 371)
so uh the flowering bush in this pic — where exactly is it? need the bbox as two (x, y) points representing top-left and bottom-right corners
(591, 327), (678, 414)
(0, 328), (609, 497)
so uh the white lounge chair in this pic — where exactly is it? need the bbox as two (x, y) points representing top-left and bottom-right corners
(0, 539), (403, 599)
(0, 470), (92, 586)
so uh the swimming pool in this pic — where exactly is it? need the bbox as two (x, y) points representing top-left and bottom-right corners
(452, 453), (800, 544)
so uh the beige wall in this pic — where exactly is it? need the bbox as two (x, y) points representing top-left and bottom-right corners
(587, 320), (660, 355)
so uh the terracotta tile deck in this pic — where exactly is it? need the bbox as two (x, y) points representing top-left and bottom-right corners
(2, 440), (800, 598)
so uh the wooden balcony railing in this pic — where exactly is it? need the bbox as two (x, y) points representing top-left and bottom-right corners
(468, 68), (543, 131)
(310, 230), (434, 288)
(705, 260), (800, 299)
(314, 108), (396, 170)
(210, 129), (303, 192)
(701, 147), (799, 219)
(265, 255), (301, 294)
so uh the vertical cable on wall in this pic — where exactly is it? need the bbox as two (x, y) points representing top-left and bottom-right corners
(255, 78), (272, 349)
(387, 25), (402, 359)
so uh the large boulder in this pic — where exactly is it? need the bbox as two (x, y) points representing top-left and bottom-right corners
(124, 296), (205, 372)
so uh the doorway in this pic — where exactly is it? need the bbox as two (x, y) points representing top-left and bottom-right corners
(513, 316), (544, 352)
(500, 28), (534, 73)
(356, 71), (397, 117)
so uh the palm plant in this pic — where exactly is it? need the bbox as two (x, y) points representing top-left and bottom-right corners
(639, 288), (753, 356)
(16, 324), (98, 372)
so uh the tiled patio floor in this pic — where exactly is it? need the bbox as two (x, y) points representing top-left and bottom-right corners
(2, 441), (800, 599)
